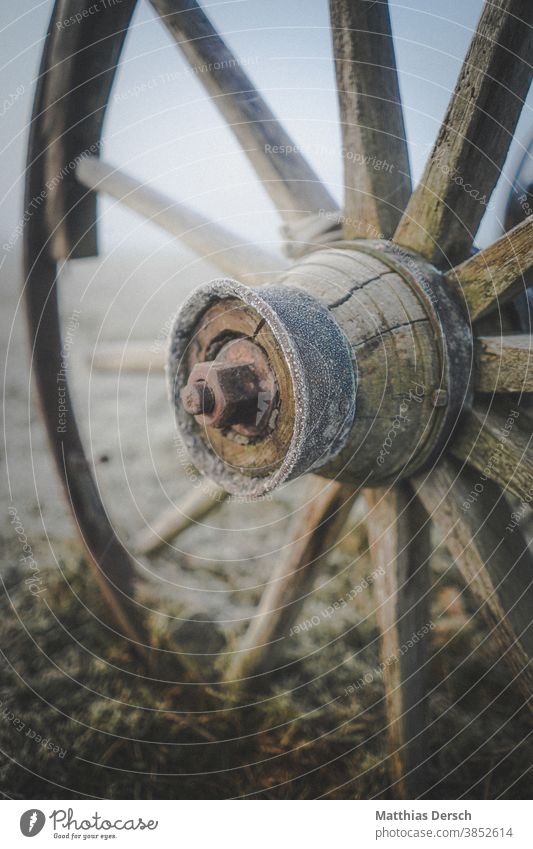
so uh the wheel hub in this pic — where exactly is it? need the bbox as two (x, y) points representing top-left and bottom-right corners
(168, 241), (472, 496)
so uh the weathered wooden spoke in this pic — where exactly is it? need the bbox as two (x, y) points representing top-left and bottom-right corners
(91, 343), (166, 374)
(365, 485), (431, 799)
(224, 479), (361, 683)
(149, 0), (340, 236)
(475, 335), (533, 393)
(329, 0), (412, 239)
(395, 0), (533, 266)
(76, 157), (284, 283)
(450, 402), (533, 505)
(414, 460), (533, 701)
(134, 486), (227, 555)
(445, 216), (533, 320)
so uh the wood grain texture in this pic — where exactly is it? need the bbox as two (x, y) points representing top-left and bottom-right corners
(394, 0), (533, 266)
(279, 248), (443, 485)
(149, 0), (339, 228)
(134, 487), (227, 555)
(366, 485), (431, 799)
(223, 479), (360, 683)
(450, 402), (533, 503)
(329, 0), (412, 239)
(475, 334), (533, 392)
(445, 216), (533, 320)
(414, 459), (533, 700)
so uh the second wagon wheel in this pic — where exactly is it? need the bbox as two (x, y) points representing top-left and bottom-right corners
(25, 0), (533, 798)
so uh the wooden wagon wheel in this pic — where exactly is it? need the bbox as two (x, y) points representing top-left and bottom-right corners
(25, 0), (533, 798)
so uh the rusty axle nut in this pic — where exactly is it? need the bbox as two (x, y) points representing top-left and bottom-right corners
(181, 360), (262, 430)
(180, 382), (214, 416)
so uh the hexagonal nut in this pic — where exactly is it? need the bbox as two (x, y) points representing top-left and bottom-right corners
(180, 382), (214, 416)
(185, 360), (260, 428)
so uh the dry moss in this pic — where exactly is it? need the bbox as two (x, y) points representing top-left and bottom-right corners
(0, 544), (531, 800)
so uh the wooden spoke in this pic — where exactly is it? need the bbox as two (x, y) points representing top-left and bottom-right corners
(76, 158), (284, 283)
(450, 402), (533, 504)
(414, 460), (533, 700)
(445, 216), (533, 320)
(475, 335), (533, 392)
(134, 487), (227, 555)
(365, 485), (431, 799)
(223, 480), (361, 683)
(91, 343), (166, 374)
(394, 0), (533, 266)
(329, 0), (411, 239)
(149, 0), (340, 232)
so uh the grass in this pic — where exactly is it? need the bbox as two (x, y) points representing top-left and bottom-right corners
(0, 540), (531, 800)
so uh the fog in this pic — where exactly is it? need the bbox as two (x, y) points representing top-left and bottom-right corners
(2, 0), (532, 279)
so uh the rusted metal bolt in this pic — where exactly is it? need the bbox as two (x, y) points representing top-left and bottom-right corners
(180, 382), (214, 416)
(181, 360), (262, 429)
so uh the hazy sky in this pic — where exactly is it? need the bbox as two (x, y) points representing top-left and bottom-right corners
(1, 0), (532, 260)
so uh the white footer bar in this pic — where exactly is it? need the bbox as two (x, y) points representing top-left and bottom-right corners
(3, 799), (530, 848)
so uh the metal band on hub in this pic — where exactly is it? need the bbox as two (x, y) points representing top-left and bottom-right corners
(167, 278), (356, 496)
